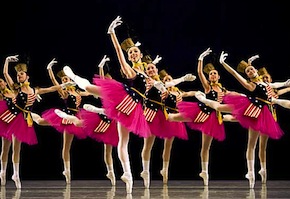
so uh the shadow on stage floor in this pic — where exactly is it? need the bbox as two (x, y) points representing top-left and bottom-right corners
(1, 180), (290, 199)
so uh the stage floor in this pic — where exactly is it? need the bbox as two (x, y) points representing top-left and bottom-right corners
(1, 180), (290, 199)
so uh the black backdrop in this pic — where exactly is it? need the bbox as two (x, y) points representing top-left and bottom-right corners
(0, 0), (290, 181)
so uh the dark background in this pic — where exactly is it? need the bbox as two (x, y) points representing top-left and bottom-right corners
(0, 0), (290, 181)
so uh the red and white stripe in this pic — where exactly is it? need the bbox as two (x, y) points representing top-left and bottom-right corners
(75, 95), (82, 108)
(0, 110), (16, 123)
(176, 94), (182, 103)
(217, 92), (225, 103)
(94, 120), (110, 133)
(26, 93), (36, 107)
(243, 103), (261, 118)
(266, 85), (278, 99)
(272, 92), (278, 99)
(115, 95), (137, 115)
(61, 118), (73, 125)
(193, 111), (209, 123)
(144, 107), (157, 122)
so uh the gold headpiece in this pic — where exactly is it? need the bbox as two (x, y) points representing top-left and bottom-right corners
(258, 67), (269, 76)
(121, 38), (135, 52)
(159, 69), (169, 81)
(14, 63), (27, 72)
(57, 70), (66, 78)
(142, 55), (153, 64)
(237, 60), (249, 73)
(203, 63), (215, 74)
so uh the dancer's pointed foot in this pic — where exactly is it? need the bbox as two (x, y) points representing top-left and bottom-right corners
(106, 171), (116, 186)
(12, 174), (21, 189)
(259, 169), (267, 184)
(62, 170), (71, 184)
(245, 172), (255, 189)
(83, 104), (105, 114)
(121, 172), (133, 194)
(195, 91), (207, 103)
(160, 169), (168, 184)
(199, 171), (209, 186)
(0, 172), (6, 186)
(55, 109), (68, 118)
(140, 170), (150, 188)
(63, 66), (76, 80)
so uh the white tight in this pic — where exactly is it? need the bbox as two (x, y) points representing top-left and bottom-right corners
(62, 132), (74, 162)
(117, 122), (131, 173)
(104, 144), (113, 166)
(200, 133), (213, 163)
(1, 138), (11, 163)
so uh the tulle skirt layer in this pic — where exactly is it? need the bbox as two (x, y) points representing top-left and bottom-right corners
(177, 101), (225, 141)
(79, 109), (119, 146)
(41, 108), (86, 139)
(92, 77), (151, 138)
(223, 95), (283, 139)
(0, 101), (37, 144)
(148, 109), (188, 140)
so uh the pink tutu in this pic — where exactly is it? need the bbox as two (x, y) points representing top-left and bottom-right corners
(6, 113), (38, 145)
(148, 110), (188, 140)
(0, 101), (37, 144)
(79, 109), (119, 146)
(177, 101), (225, 141)
(41, 108), (86, 139)
(0, 101), (12, 140)
(93, 77), (151, 138)
(223, 94), (283, 139)
(166, 120), (188, 140)
(0, 100), (36, 144)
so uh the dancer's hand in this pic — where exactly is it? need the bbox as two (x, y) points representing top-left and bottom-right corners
(107, 16), (122, 34)
(198, 48), (212, 61)
(219, 51), (228, 64)
(98, 55), (110, 68)
(182, 74), (196, 82)
(248, 54), (259, 65)
(6, 55), (19, 62)
(60, 81), (76, 89)
(283, 79), (290, 87)
(36, 94), (42, 102)
(152, 55), (162, 65)
(47, 58), (57, 70)
(153, 81), (167, 93)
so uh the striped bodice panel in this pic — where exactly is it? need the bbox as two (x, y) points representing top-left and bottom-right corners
(115, 72), (147, 116)
(0, 91), (36, 124)
(13, 91), (36, 111)
(244, 83), (274, 118)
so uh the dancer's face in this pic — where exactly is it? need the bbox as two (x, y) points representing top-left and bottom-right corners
(245, 66), (258, 79)
(145, 63), (158, 77)
(208, 70), (220, 83)
(61, 76), (71, 83)
(17, 71), (28, 83)
(127, 46), (142, 63)
(262, 73), (272, 83)
(162, 75), (173, 83)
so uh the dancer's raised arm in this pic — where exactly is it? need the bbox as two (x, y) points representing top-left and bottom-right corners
(219, 51), (255, 91)
(197, 47), (212, 92)
(107, 16), (136, 78)
(3, 55), (19, 89)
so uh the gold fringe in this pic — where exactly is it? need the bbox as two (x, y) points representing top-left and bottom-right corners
(217, 111), (223, 125)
